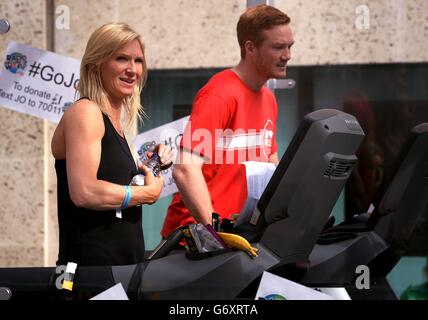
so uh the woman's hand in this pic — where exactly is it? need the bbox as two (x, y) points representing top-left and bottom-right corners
(147, 144), (174, 170)
(139, 164), (163, 204)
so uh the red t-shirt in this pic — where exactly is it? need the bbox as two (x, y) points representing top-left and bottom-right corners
(161, 69), (278, 237)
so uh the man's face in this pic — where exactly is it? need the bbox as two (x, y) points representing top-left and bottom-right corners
(252, 24), (294, 80)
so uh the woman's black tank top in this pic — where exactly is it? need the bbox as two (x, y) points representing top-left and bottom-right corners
(55, 111), (144, 266)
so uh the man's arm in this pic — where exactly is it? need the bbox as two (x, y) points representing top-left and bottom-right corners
(269, 152), (279, 165)
(172, 149), (213, 225)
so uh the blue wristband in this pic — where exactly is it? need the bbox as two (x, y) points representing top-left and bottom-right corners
(121, 185), (132, 209)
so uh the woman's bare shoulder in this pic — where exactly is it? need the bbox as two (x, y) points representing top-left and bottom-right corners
(64, 98), (102, 119)
(60, 99), (105, 139)
(61, 99), (105, 129)
(52, 99), (104, 158)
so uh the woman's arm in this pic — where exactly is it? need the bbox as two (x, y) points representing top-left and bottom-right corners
(63, 100), (163, 210)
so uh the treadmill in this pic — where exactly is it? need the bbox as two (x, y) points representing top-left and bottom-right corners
(302, 123), (428, 299)
(0, 109), (364, 300)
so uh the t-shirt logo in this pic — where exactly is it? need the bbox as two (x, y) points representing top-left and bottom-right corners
(262, 119), (274, 158)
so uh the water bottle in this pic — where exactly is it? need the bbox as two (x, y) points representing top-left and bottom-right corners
(130, 153), (162, 186)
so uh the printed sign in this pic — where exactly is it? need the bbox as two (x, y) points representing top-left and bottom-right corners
(133, 116), (189, 198)
(0, 41), (79, 123)
(255, 271), (334, 300)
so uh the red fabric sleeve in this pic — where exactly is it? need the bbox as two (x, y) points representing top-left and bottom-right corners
(181, 92), (231, 160)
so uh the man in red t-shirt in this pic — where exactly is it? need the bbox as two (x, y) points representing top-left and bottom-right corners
(161, 5), (294, 238)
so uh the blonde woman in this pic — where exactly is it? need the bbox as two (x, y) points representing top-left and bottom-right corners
(51, 23), (173, 266)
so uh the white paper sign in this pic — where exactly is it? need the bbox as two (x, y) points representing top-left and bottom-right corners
(133, 116), (189, 198)
(255, 271), (333, 300)
(235, 161), (276, 226)
(313, 287), (351, 300)
(0, 41), (80, 123)
(243, 161), (276, 199)
(89, 283), (129, 300)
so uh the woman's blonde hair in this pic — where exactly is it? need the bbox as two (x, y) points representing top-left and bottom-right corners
(78, 23), (147, 127)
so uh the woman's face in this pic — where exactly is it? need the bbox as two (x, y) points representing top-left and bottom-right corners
(100, 39), (144, 102)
